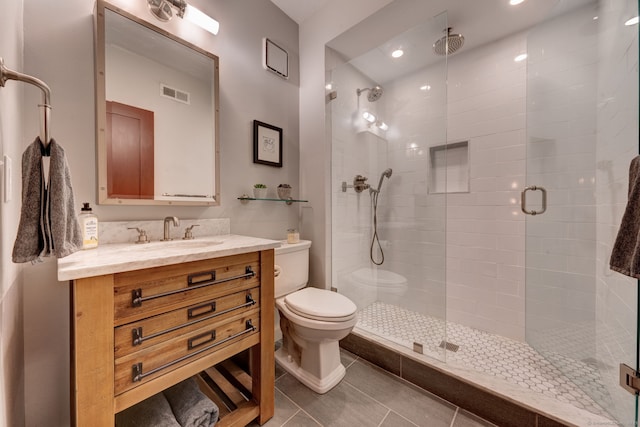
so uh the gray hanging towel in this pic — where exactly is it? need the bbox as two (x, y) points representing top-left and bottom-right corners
(12, 138), (82, 263)
(610, 155), (640, 278)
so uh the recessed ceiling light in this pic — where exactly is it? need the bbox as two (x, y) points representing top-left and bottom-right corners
(509, 0), (525, 5)
(391, 49), (404, 58)
(514, 53), (528, 62)
(625, 16), (639, 26)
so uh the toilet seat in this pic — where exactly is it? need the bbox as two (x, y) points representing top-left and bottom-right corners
(284, 288), (356, 322)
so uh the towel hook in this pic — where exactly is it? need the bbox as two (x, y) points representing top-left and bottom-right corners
(0, 57), (52, 149)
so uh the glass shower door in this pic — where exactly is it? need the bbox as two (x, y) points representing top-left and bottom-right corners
(524, 0), (639, 423)
(328, 11), (449, 361)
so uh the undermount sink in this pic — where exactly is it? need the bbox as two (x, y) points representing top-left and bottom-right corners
(125, 239), (223, 251)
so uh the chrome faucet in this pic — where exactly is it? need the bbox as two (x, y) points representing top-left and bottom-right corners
(161, 216), (180, 241)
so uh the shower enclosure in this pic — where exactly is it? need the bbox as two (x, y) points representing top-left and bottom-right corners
(327, 0), (638, 425)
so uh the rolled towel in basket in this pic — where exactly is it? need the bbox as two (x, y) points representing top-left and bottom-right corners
(115, 392), (181, 427)
(163, 377), (219, 427)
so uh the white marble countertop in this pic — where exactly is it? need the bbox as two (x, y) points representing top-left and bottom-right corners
(57, 234), (281, 281)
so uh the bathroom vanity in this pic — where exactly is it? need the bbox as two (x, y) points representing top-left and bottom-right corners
(58, 234), (279, 426)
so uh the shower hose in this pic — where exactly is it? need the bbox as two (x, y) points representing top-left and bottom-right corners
(370, 189), (384, 265)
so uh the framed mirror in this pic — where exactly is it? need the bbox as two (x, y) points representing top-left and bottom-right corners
(94, 0), (219, 205)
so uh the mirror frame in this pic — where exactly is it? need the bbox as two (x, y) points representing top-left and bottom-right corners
(94, 0), (220, 206)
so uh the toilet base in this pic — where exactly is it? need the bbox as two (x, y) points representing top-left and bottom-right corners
(275, 347), (346, 394)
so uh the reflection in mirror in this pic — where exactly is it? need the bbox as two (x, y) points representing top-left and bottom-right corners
(95, 0), (219, 205)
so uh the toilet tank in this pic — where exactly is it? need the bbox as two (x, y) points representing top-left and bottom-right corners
(274, 240), (311, 299)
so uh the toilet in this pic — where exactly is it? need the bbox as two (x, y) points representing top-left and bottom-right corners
(274, 240), (357, 394)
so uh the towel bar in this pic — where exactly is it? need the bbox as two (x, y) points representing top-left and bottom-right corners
(131, 266), (255, 307)
(0, 57), (52, 147)
(132, 320), (256, 382)
(132, 294), (256, 346)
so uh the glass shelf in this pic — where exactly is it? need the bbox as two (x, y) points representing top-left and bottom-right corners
(238, 196), (308, 206)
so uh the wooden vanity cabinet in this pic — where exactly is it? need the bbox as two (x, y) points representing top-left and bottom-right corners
(70, 249), (275, 426)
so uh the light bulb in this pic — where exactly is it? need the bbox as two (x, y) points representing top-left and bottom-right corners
(514, 53), (528, 62)
(377, 121), (389, 131)
(184, 4), (219, 35)
(362, 112), (376, 123)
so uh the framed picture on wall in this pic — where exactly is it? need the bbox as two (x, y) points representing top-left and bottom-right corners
(253, 120), (283, 167)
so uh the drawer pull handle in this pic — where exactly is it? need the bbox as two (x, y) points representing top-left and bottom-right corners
(188, 301), (217, 319)
(132, 319), (257, 383)
(132, 294), (256, 346)
(188, 270), (216, 286)
(131, 266), (256, 307)
(188, 330), (217, 350)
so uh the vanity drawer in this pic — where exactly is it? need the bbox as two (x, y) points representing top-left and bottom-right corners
(114, 288), (260, 358)
(114, 310), (260, 395)
(113, 252), (261, 326)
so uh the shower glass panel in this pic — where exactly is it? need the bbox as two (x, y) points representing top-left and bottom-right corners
(329, 12), (449, 361)
(525, 0), (639, 424)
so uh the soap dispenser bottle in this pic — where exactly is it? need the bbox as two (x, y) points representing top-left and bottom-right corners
(79, 202), (98, 249)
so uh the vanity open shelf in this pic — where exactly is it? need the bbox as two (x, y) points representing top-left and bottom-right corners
(238, 196), (308, 206)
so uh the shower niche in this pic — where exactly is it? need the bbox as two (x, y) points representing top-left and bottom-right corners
(429, 141), (469, 194)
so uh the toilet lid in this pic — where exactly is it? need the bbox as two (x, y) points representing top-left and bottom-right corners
(284, 288), (357, 321)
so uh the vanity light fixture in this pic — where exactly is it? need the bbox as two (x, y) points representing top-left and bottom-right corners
(147, 0), (219, 35)
(391, 49), (404, 58)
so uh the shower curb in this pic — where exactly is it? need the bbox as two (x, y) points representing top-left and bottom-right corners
(340, 333), (572, 427)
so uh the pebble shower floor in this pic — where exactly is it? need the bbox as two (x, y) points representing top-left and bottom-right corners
(356, 301), (614, 420)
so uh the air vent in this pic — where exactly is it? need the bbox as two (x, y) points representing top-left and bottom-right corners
(160, 83), (190, 104)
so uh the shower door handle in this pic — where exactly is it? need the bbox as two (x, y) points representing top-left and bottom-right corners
(521, 186), (547, 216)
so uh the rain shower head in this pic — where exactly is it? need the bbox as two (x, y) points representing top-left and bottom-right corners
(433, 27), (465, 56)
(357, 86), (384, 102)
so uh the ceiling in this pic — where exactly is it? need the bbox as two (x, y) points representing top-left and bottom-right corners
(270, 0), (597, 84)
(269, 0), (331, 24)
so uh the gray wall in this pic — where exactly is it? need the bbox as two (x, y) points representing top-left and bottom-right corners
(0, 0), (26, 425)
(11, 0), (299, 424)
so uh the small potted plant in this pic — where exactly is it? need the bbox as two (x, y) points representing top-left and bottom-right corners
(277, 184), (292, 200)
(253, 183), (267, 199)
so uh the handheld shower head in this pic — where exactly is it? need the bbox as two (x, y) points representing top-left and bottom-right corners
(357, 86), (384, 102)
(372, 168), (393, 194)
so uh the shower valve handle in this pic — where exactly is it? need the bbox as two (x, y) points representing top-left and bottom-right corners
(341, 175), (370, 193)
(353, 175), (370, 193)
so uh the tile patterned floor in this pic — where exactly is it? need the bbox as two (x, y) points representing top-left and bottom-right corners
(356, 301), (613, 419)
(251, 348), (497, 427)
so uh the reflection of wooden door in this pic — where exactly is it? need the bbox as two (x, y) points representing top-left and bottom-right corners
(106, 101), (154, 199)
